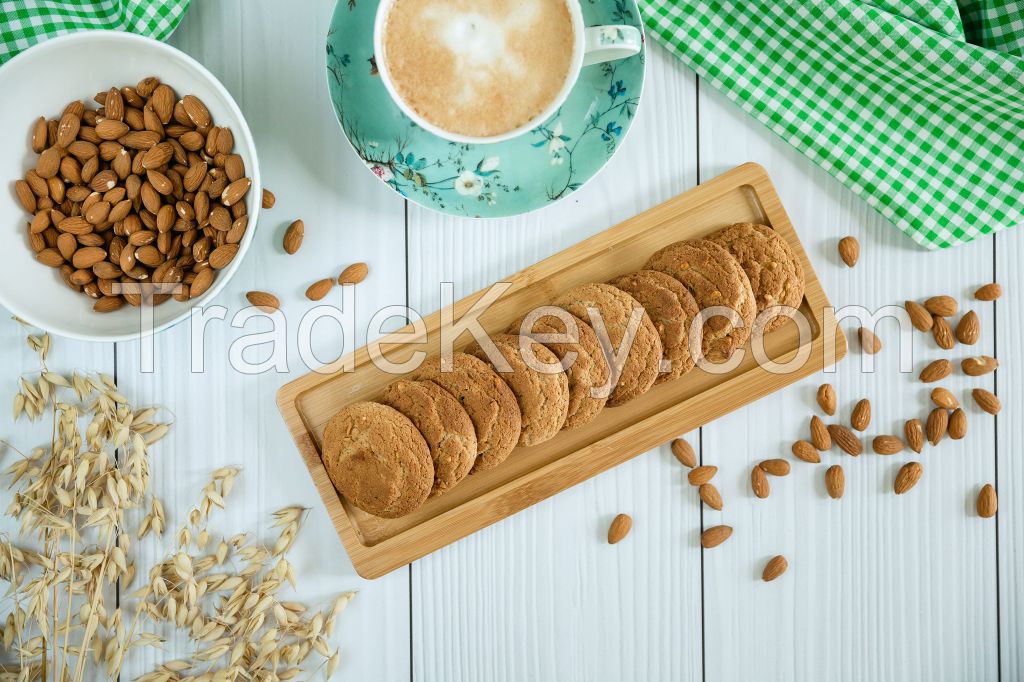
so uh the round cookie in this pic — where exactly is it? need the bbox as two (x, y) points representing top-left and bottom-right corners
(468, 334), (570, 446)
(507, 309), (610, 429)
(709, 222), (805, 333)
(381, 379), (477, 497)
(553, 282), (662, 407)
(608, 270), (700, 383)
(644, 238), (756, 363)
(415, 351), (521, 472)
(321, 401), (433, 519)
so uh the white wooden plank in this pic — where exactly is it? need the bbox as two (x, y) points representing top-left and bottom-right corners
(407, 47), (703, 682)
(115, 1), (411, 680)
(995, 229), (1023, 680)
(697, 79), (998, 680)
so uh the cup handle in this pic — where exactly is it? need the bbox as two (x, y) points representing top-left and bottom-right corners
(582, 26), (642, 67)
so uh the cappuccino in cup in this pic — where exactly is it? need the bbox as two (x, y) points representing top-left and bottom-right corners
(380, 0), (576, 140)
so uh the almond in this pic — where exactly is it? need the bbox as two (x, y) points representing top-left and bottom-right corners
(751, 466), (770, 498)
(283, 219), (304, 255)
(687, 465), (717, 486)
(872, 435), (904, 455)
(36, 248), (65, 268)
(181, 95), (212, 128)
(71, 246), (106, 269)
(189, 268), (215, 298)
(974, 283), (1002, 301)
(905, 300), (933, 331)
(56, 112), (80, 148)
(262, 188), (276, 209)
(858, 327), (881, 354)
(838, 236), (859, 267)
(762, 555), (788, 582)
(305, 278), (334, 301)
(151, 84), (175, 123)
(828, 424), (862, 456)
(791, 440), (821, 463)
(670, 438), (696, 468)
(930, 387), (959, 410)
(208, 244), (239, 269)
(962, 355), (998, 377)
(924, 295), (958, 317)
(920, 359), (952, 383)
(15, 180), (36, 213)
(31, 116), (47, 153)
(93, 296), (123, 313)
(932, 315), (955, 350)
(972, 388), (1001, 415)
(221, 178), (251, 207)
(698, 483), (723, 511)
(141, 141), (173, 169)
(948, 408), (967, 440)
(246, 291), (280, 312)
(926, 408), (948, 446)
(701, 525), (732, 549)
(606, 514), (632, 544)
(816, 383), (836, 416)
(36, 146), (60, 178)
(955, 311), (980, 345)
(759, 459), (790, 476)
(338, 262), (369, 285)
(976, 484), (997, 518)
(905, 419), (923, 454)
(95, 119), (129, 141)
(810, 415), (831, 450)
(825, 465), (845, 499)
(851, 398), (871, 431)
(894, 461), (923, 495)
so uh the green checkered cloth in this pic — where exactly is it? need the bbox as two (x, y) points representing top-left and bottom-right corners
(640, 0), (1024, 248)
(0, 0), (189, 66)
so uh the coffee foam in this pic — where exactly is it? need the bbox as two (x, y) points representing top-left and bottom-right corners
(383, 0), (575, 138)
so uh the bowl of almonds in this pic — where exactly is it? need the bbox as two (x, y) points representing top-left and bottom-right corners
(0, 30), (260, 341)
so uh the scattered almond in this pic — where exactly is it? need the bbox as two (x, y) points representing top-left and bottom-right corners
(701, 525), (732, 548)
(671, 438), (696, 468)
(283, 219), (304, 255)
(972, 388), (1001, 415)
(926, 408), (948, 446)
(974, 283), (1002, 301)
(851, 399), (871, 431)
(759, 458), (790, 476)
(858, 327), (881, 354)
(825, 465), (844, 499)
(920, 359), (952, 383)
(955, 311), (980, 345)
(930, 387), (959, 410)
(948, 408), (967, 440)
(607, 514), (632, 544)
(762, 555), (788, 582)
(924, 295), (958, 317)
(698, 483), (723, 511)
(338, 262), (369, 285)
(838, 236), (859, 267)
(305, 278), (334, 301)
(976, 484), (997, 518)
(961, 355), (998, 377)
(894, 462), (923, 495)
(810, 415), (831, 451)
(828, 424), (862, 456)
(246, 291), (280, 312)
(904, 418), (924, 453)
(751, 466), (770, 499)
(872, 435), (904, 455)
(688, 465), (717, 486)
(816, 383), (836, 416)
(932, 315), (955, 350)
(905, 300), (934, 332)
(262, 188), (276, 209)
(791, 439), (821, 464)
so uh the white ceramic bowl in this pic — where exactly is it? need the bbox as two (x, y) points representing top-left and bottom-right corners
(0, 31), (260, 342)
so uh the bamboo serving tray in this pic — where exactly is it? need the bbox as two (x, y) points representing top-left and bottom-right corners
(277, 163), (846, 579)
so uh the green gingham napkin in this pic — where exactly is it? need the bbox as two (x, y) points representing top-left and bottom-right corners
(640, 0), (1024, 248)
(0, 0), (189, 65)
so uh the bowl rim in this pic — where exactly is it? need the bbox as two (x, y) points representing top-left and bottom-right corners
(0, 29), (261, 343)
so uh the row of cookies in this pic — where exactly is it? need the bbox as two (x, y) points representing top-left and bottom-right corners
(321, 222), (805, 518)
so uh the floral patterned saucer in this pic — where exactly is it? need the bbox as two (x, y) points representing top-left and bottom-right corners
(326, 0), (646, 218)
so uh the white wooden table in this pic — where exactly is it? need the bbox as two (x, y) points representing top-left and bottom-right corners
(2, 2), (1019, 680)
